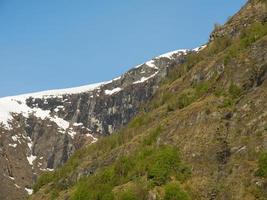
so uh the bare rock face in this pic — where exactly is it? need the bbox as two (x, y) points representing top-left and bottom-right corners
(0, 49), (198, 199)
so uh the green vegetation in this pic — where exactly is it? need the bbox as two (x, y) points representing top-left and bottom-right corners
(209, 36), (232, 55)
(33, 172), (54, 193)
(229, 83), (243, 99)
(34, 124), (191, 199)
(177, 81), (210, 109)
(255, 152), (267, 177)
(152, 81), (211, 112)
(129, 113), (152, 128)
(177, 90), (196, 109)
(69, 145), (190, 200)
(164, 182), (190, 200)
(215, 83), (243, 108)
(224, 21), (267, 65)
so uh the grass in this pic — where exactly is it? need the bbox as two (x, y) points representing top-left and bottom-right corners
(255, 152), (267, 177)
(164, 182), (191, 200)
(69, 145), (191, 200)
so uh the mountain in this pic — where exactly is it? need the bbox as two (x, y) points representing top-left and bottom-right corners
(0, 47), (206, 199)
(27, 0), (267, 200)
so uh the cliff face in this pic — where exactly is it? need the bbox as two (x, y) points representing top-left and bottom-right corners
(29, 1), (267, 200)
(0, 49), (196, 199)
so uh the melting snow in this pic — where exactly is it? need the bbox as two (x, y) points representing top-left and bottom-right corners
(26, 137), (36, 166)
(112, 76), (121, 81)
(40, 168), (54, 172)
(192, 45), (207, 52)
(157, 49), (188, 59)
(73, 122), (83, 127)
(9, 143), (17, 148)
(105, 88), (122, 95)
(0, 96), (71, 131)
(0, 81), (107, 130)
(25, 187), (33, 195)
(133, 72), (159, 84)
(68, 128), (77, 139)
(145, 60), (158, 69)
(54, 105), (64, 112)
(27, 154), (36, 166)
(0, 97), (64, 130)
(11, 135), (19, 142)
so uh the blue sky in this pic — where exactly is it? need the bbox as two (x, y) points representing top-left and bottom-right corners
(0, 0), (246, 97)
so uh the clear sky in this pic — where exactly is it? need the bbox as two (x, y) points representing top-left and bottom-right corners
(0, 0), (246, 97)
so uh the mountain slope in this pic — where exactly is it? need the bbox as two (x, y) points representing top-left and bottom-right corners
(0, 47), (205, 199)
(30, 0), (267, 200)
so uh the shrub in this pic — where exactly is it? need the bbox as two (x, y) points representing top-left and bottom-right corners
(164, 182), (190, 200)
(143, 126), (162, 146)
(194, 82), (210, 97)
(229, 83), (243, 99)
(177, 92), (196, 109)
(70, 179), (114, 200)
(220, 98), (235, 108)
(209, 36), (232, 55)
(177, 82), (210, 109)
(115, 157), (134, 177)
(33, 172), (54, 193)
(240, 22), (267, 48)
(214, 87), (226, 97)
(147, 146), (182, 186)
(129, 114), (151, 128)
(116, 190), (138, 200)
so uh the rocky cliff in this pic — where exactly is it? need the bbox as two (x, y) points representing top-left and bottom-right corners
(0, 48), (203, 199)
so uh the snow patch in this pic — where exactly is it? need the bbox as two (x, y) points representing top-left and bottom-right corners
(40, 168), (54, 172)
(192, 45), (207, 52)
(11, 135), (19, 142)
(25, 187), (33, 195)
(145, 60), (158, 69)
(26, 137), (36, 166)
(112, 76), (121, 81)
(133, 72), (159, 84)
(134, 64), (143, 69)
(0, 96), (70, 130)
(9, 143), (17, 148)
(68, 128), (76, 139)
(157, 49), (188, 59)
(54, 105), (64, 112)
(105, 88), (122, 95)
(27, 154), (37, 166)
(0, 81), (107, 130)
(73, 122), (83, 127)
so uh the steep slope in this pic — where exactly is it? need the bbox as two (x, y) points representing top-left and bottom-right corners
(0, 48), (204, 199)
(30, 0), (267, 200)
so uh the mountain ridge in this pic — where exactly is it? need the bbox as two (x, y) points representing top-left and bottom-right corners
(29, 0), (267, 199)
